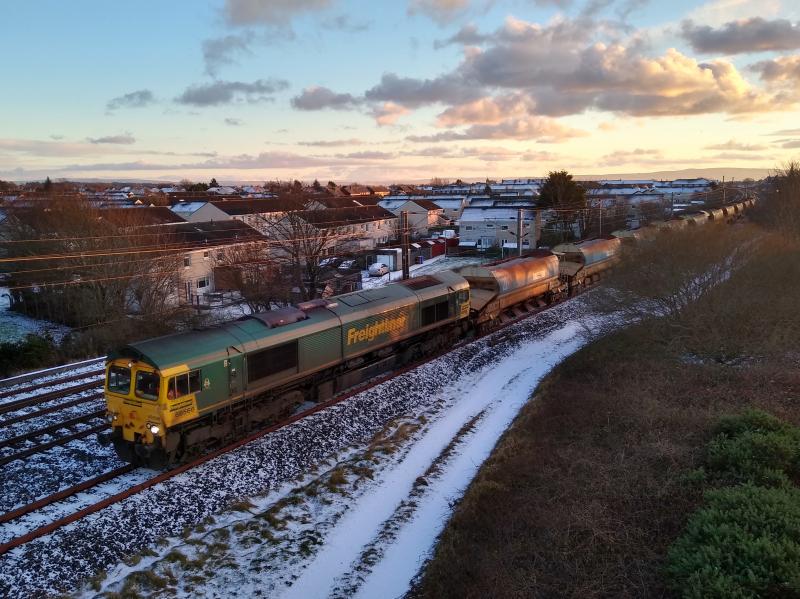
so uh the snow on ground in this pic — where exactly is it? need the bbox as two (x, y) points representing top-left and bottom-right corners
(2, 297), (605, 599)
(0, 306), (71, 345)
(361, 255), (486, 290)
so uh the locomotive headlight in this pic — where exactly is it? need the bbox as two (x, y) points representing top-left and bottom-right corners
(106, 411), (118, 423)
(149, 424), (161, 435)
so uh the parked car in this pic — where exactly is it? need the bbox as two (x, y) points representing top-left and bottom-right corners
(337, 259), (358, 271)
(368, 262), (390, 277)
(319, 256), (343, 268)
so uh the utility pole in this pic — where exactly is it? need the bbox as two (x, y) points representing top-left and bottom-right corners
(401, 210), (410, 280)
(599, 205), (603, 237)
(722, 176), (726, 205)
(517, 208), (523, 257)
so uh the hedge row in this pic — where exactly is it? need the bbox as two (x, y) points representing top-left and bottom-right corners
(666, 410), (800, 598)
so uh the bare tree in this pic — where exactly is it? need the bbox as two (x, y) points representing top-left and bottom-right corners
(2, 196), (184, 328)
(758, 161), (800, 239)
(267, 211), (341, 301)
(213, 241), (291, 313)
(589, 224), (758, 339)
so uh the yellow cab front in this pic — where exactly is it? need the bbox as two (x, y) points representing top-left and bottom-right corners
(104, 359), (165, 447)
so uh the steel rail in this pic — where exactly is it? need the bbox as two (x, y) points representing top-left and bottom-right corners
(0, 423), (107, 467)
(0, 465), (137, 525)
(0, 369), (105, 401)
(0, 382), (102, 416)
(0, 410), (107, 450)
(0, 289), (584, 556)
(0, 394), (104, 428)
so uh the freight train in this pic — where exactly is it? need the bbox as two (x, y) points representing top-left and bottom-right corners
(101, 201), (752, 467)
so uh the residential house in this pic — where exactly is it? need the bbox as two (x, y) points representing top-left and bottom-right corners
(377, 198), (445, 236)
(168, 220), (264, 306)
(459, 207), (540, 251)
(98, 206), (186, 229)
(285, 206), (398, 254)
(170, 201), (232, 223)
(304, 195), (381, 211)
(210, 198), (305, 235)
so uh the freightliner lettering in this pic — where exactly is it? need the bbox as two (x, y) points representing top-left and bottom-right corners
(346, 314), (408, 346)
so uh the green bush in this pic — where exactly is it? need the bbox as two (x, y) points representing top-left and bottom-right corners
(714, 410), (794, 438)
(0, 334), (57, 377)
(666, 484), (800, 599)
(704, 410), (800, 487)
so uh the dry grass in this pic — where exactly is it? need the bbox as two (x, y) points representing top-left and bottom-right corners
(413, 230), (800, 599)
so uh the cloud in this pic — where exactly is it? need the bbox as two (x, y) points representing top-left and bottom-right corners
(364, 72), (479, 109)
(223, 0), (332, 26)
(434, 24), (485, 48)
(106, 89), (155, 110)
(407, 0), (471, 24)
(49, 134), (65, 140)
(361, 16), (793, 124)
(87, 133), (136, 145)
(704, 139), (767, 151)
(599, 148), (663, 165)
(782, 139), (800, 149)
(766, 128), (800, 136)
(224, 117), (244, 126)
(202, 33), (253, 76)
(749, 55), (800, 87)
(711, 152), (772, 160)
(290, 86), (361, 110)
(175, 79), (289, 106)
(435, 94), (532, 127)
(335, 151), (395, 160)
(369, 102), (411, 126)
(54, 148), (420, 173)
(322, 14), (371, 32)
(407, 115), (583, 142)
(0, 138), (215, 160)
(63, 152), (331, 172)
(297, 138), (364, 146)
(680, 18), (800, 54)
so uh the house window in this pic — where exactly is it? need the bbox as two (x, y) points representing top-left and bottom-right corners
(501, 225), (509, 230)
(486, 223), (494, 228)
(184, 256), (190, 267)
(203, 251), (209, 260)
(465, 225), (473, 231)
(197, 278), (209, 289)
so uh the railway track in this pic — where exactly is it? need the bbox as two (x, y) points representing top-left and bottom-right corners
(0, 410), (107, 467)
(0, 393), (105, 428)
(0, 368), (104, 402)
(0, 289), (578, 557)
(0, 465), (136, 526)
(0, 380), (103, 417)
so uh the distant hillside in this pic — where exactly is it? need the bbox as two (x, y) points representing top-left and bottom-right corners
(572, 167), (771, 182)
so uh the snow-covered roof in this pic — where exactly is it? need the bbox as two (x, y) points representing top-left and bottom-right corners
(378, 199), (409, 211)
(598, 179), (657, 186)
(461, 207), (535, 222)
(208, 186), (238, 195)
(170, 202), (209, 215)
(429, 199), (465, 209)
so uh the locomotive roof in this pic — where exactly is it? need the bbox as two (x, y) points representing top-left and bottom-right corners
(110, 271), (468, 372)
(110, 308), (339, 371)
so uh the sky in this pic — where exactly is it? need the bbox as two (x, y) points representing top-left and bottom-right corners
(1, 0), (799, 183)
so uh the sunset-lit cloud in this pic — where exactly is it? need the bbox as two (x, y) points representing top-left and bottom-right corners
(1, 0), (798, 182)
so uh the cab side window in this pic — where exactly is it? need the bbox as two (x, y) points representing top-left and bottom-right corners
(168, 370), (202, 399)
